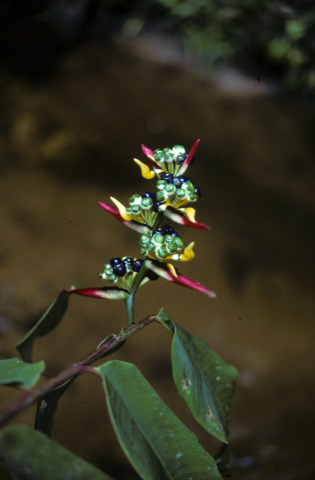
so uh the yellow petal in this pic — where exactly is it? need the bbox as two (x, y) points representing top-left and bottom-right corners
(110, 197), (133, 221)
(182, 207), (196, 223)
(180, 241), (195, 262)
(166, 263), (178, 277)
(133, 159), (156, 179)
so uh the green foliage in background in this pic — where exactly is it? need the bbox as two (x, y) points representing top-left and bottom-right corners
(127, 0), (315, 94)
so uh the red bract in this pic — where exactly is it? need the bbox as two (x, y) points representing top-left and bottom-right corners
(145, 259), (216, 298)
(65, 287), (129, 300)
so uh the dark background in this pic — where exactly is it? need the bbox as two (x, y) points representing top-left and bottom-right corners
(0, 1), (315, 479)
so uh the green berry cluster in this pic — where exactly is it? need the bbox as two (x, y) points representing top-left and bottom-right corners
(156, 175), (200, 208)
(139, 225), (184, 260)
(153, 145), (187, 175)
(126, 193), (161, 226)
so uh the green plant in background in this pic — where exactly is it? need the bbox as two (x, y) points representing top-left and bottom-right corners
(0, 140), (238, 479)
(125, 0), (315, 94)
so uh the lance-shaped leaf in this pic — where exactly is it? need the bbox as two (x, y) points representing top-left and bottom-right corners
(158, 309), (238, 444)
(35, 380), (73, 435)
(162, 205), (210, 230)
(0, 425), (115, 480)
(96, 360), (222, 480)
(16, 287), (128, 363)
(16, 290), (70, 363)
(145, 259), (216, 298)
(98, 201), (150, 234)
(177, 139), (200, 176)
(35, 332), (124, 436)
(0, 358), (45, 390)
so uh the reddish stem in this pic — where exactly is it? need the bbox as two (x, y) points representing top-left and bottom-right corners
(0, 315), (156, 429)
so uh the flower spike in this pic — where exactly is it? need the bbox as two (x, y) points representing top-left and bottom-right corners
(144, 259), (216, 298)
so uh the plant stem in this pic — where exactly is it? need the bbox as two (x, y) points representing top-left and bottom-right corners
(124, 213), (163, 326)
(0, 314), (156, 429)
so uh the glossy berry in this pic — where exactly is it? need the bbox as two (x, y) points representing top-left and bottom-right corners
(173, 177), (182, 188)
(194, 187), (201, 198)
(113, 262), (126, 277)
(152, 201), (161, 213)
(152, 227), (163, 236)
(176, 153), (187, 165)
(133, 259), (144, 272)
(161, 173), (173, 184)
(123, 257), (134, 266)
(177, 175), (186, 184)
(142, 192), (156, 199)
(110, 257), (122, 267)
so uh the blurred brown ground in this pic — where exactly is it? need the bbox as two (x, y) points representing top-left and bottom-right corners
(0, 36), (315, 479)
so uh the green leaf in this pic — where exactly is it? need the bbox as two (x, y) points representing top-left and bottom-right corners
(0, 358), (45, 390)
(0, 425), (115, 480)
(35, 380), (73, 435)
(35, 334), (124, 435)
(16, 290), (69, 363)
(156, 307), (175, 334)
(96, 360), (222, 480)
(170, 318), (238, 443)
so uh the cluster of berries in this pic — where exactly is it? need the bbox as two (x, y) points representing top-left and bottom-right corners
(126, 193), (161, 217)
(140, 225), (184, 260)
(156, 173), (201, 208)
(152, 145), (195, 176)
(100, 257), (144, 289)
(100, 256), (159, 287)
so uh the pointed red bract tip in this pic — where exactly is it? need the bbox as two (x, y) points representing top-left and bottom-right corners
(141, 144), (155, 169)
(184, 139), (200, 169)
(98, 201), (120, 215)
(141, 144), (154, 158)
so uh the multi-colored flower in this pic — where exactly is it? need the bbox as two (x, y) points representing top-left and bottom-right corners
(68, 140), (216, 303)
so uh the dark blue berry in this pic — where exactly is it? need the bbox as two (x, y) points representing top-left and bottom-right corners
(173, 177), (182, 188)
(163, 225), (178, 237)
(194, 187), (201, 198)
(152, 228), (163, 236)
(133, 259), (144, 272)
(153, 201), (162, 213)
(142, 192), (156, 200)
(110, 257), (122, 267)
(178, 175), (186, 184)
(184, 177), (193, 184)
(123, 257), (134, 267)
(176, 153), (187, 165)
(160, 225), (169, 234)
(162, 173), (173, 184)
(113, 262), (126, 276)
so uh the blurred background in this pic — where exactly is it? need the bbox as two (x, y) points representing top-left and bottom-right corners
(0, 0), (315, 479)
